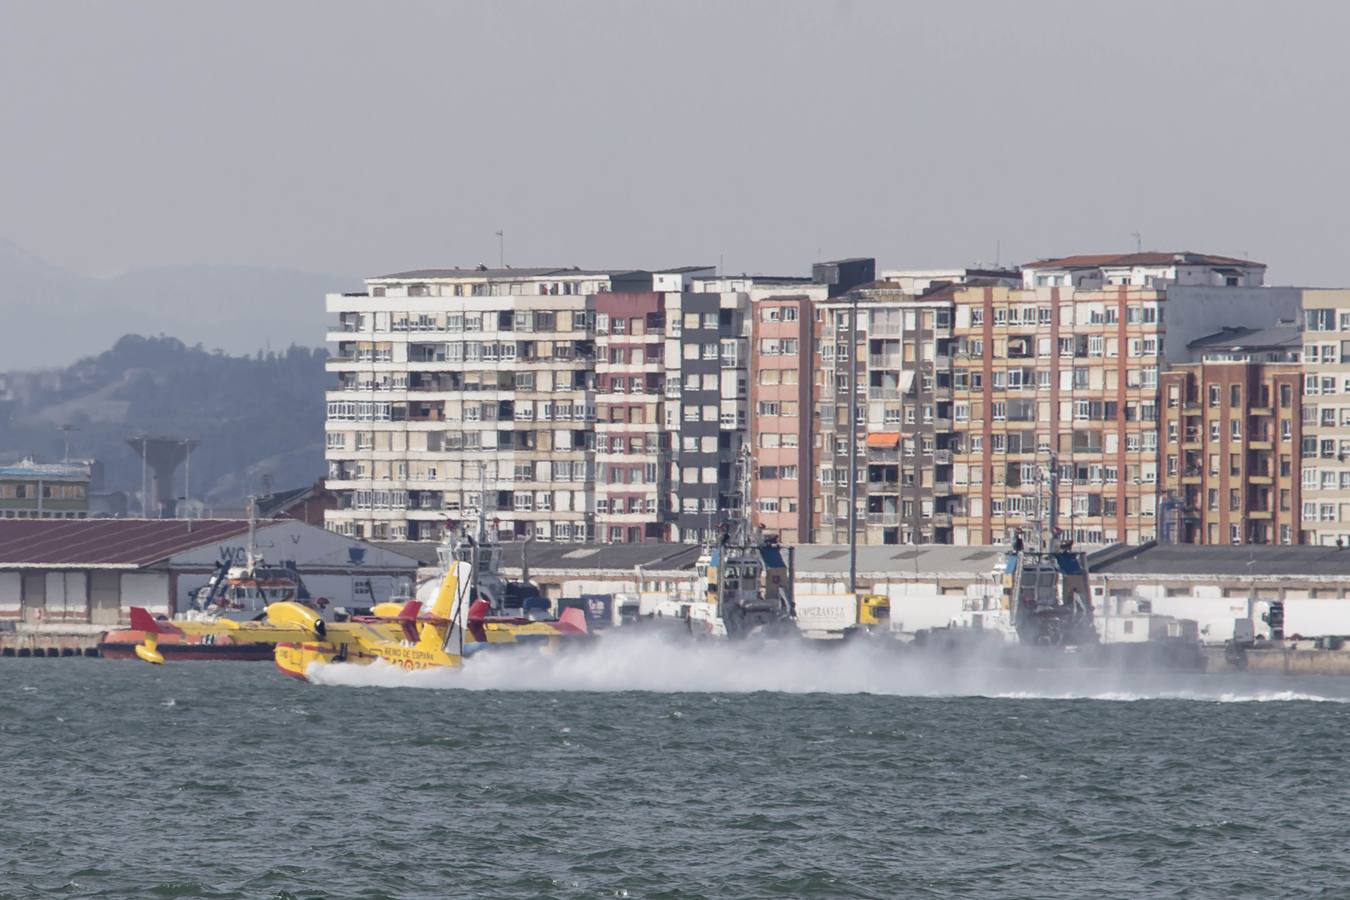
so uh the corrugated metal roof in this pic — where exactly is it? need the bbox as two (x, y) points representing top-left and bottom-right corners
(372, 541), (1022, 577)
(1092, 543), (1350, 578)
(0, 519), (250, 568)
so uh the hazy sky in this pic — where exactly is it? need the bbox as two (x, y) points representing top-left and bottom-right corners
(4, 0), (1350, 285)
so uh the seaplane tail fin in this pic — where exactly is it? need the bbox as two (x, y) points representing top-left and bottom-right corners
(396, 600), (421, 643)
(557, 607), (589, 635)
(130, 607), (183, 635)
(465, 599), (490, 643)
(428, 561), (471, 621)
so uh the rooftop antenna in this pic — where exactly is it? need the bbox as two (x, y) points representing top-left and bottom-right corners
(1131, 231), (1142, 253)
(495, 230), (504, 268)
(995, 240), (1001, 268)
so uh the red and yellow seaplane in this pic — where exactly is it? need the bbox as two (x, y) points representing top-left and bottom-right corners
(128, 559), (590, 681)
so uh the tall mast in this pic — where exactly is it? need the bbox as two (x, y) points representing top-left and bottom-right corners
(477, 464), (487, 543)
(246, 495), (257, 569)
(738, 444), (753, 544)
(1046, 450), (1059, 550)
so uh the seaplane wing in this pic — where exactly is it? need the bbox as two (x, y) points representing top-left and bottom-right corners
(125, 606), (333, 664)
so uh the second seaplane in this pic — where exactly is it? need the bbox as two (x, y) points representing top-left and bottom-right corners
(128, 551), (590, 682)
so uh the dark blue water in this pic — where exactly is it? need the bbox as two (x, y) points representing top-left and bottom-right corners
(3, 642), (1350, 898)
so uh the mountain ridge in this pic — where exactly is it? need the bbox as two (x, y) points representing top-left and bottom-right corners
(0, 334), (328, 506)
(0, 238), (356, 370)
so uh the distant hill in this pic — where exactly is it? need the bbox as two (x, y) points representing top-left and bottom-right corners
(0, 335), (328, 506)
(0, 238), (356, 370)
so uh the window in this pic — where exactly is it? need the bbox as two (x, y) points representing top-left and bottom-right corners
(1306, 309), (1336, 331)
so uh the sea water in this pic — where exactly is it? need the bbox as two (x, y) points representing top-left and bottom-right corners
(3, 635), (1349, 898)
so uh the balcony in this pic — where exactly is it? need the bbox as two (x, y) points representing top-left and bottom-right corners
(934, 449), (953, 465)
(866, 511), (900, 526)
(1249, 406), (1274, 417)
(931, 513), (952, 527)
(869, 353), (903, 368)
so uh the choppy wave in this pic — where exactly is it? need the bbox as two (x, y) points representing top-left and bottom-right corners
(988, 689), (1350, 703)
(7, 657), (1350, 898)
(304, 631), (1350, 703)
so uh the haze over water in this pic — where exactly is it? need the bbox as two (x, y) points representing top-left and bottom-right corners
(4, 639), (1349, 898)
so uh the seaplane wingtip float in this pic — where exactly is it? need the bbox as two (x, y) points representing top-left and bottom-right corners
(128, 607), (175, 664)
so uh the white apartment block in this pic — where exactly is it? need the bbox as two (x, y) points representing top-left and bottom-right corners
(1022, 252), (1266, 290)
(324, 265), (725, 544)
(325, 267), (625, 543)
(1299, 289), (1350, 545)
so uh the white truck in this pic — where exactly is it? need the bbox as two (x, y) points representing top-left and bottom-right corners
(792, 593), (890, 640)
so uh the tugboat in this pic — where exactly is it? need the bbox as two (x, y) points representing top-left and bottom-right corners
(925, 454), (1098, 658)
(686, 448), (797, 640)
(419, 502), (548, 617)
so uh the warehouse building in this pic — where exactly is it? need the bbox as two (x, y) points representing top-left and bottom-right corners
(0, 518), (421, 628)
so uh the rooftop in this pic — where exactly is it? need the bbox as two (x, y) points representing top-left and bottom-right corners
(0, 519), (249, 568)
(374, 541), (1016, 578)
(1187, 322), (1302, 353)
(0, 459), (91, 481)
(374, 266), (620, 281)
(1024, 251), (1264, 270)
(1092, 542), (1350, 579)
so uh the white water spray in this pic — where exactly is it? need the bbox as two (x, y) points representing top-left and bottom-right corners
(302, 632), (1350, 703)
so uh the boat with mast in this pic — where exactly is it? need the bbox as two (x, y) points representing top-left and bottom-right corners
(686, 447), (797, 639)
(954, 452), (1097, 647)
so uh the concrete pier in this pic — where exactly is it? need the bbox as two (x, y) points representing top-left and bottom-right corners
(0, 625), (104, 657)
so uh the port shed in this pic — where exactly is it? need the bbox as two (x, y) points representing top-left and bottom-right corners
(0, 518), (420, 626)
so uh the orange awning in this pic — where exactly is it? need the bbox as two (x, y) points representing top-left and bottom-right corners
(865, 432), (902, 449)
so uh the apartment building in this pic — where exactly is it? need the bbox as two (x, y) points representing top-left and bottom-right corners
(1157, 324), (1302, 545)
(325, 266), (633, 542)
(729, 261), (873, 544)
(0, 459), (92, 520)
(323, 252), (1303, 548)
(594, 292), (668, 543)
(948, 284), (1165, 545)
(1299, 290), (1350, 545)
(747, 289), (820, 544)
(1021, 251), (1266, 290)
(814, 284), (957, 545)
(945, 253), (1294, 547)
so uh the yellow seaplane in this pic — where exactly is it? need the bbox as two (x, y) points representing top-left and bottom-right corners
(128, 560), (590, 682)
